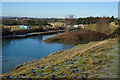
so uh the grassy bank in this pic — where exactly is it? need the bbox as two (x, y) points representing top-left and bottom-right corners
(2, 38), (118, 78)
(84, 24), (119, 35)
(1, 30), (66, 39)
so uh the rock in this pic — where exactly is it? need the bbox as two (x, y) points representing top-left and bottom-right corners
(81, 64), (84, 67)
(101, 49), (105, 51)
(76, 69), (79, 72)
(15, 64), (23, 69)
(55, 64), (58, 66)
(74, 59), (77, 61)
(99, 60), (102, 63)
(72, 70), (76, 73)
(31, 69), (36, 72)
(55, 67), (60, 69)
(20, 73), (26, 76)
(105, 55), (107, 58)
(51, 69), (56, 72)
(82, 68), (85, 71)
(81, 75), (86, 79)
(41, 66), (44, 69)
(37, 66), (39, 68)
(85, 73), (89, 78)
(74, 66), (78, 68)
(61, 73), (66, 75)
(28, 78), (33, 80)
(57, 50), (63, 54)
(52, 75), (55, 78)
(6, 76), (11, 79)
(64, 60), (68, 63)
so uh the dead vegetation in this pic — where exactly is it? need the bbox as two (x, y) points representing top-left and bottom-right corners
(44, 29), (108, 43)
(2, 38), (118, 78)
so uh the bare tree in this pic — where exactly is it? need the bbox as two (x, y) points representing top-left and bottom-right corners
(96, 17), (111, 34)
(64, 14), (77, 26)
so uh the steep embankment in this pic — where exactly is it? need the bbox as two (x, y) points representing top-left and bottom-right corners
(44, 29), (108, 43)
(2, 38), (118, 78)
(109, 27), (120, 38)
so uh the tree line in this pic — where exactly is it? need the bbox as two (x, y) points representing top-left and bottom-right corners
(64, 15), (118, 35)
(77, 16), (117, 24)
(2, 16), (117, 26)
(2, 18), (48, 26)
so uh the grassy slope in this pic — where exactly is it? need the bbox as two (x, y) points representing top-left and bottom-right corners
(2, 38), (118, 78)
(84, 24), (119, 35)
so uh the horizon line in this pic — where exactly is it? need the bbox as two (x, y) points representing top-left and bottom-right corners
(2, 15), (118, 19)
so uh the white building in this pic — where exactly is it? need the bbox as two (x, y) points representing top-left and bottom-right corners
(73, 24), (84, 28)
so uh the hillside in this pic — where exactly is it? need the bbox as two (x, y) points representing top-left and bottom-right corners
(2, 38), (118, 78)
(109, 27), (120, 38)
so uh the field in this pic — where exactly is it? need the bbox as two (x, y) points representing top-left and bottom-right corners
(84, 24), (119, 35)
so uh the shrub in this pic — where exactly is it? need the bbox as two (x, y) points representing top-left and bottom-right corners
(44, 29), (108, 43)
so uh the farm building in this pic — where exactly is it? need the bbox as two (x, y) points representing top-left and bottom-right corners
(66, 24), (84, 28)
(48, 22), (66, 27)
(74, 24), (84, 28)
(67, 25), (73, 27)
(110, 22), (115, 26)
(4, 25), (30, 29)
(19, 26), (30, 28)
(3, 25), (31, 31)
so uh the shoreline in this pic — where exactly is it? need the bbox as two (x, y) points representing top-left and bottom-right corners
(1, 28), (80, 39)
(2, 38), (118, 78)
(1, 30), (65, 39)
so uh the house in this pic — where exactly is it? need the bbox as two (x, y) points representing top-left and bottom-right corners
(73, 25), (79, 27)
(3, 25), (31, 31)
(110, 22), (115, 26)
(79, 24), (84, 28)
(46, 24), (53, 27)
(4, 25), (30, 29)
(74, 24), (84, 28)
(48, 22), (66, 27)
(19, 26), (30, 29)
(67, 25), (73, 27)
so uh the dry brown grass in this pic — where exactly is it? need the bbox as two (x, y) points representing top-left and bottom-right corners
(44, 29), (108, 43)
(2, 38), (118, 78)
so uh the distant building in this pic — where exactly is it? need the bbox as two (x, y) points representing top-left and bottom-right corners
(46, 24), (53, 27)
(110, 22), (115, 25)
(73, 24), (84, 28)
(3, 25), (31, 31)
(19, 26), (30, 28)
(48, 22), (66, 27)
(73, 25), (79, 27)
(67, 25), (73, 27)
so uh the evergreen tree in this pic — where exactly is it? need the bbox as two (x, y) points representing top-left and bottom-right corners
(110, 16), (115, 22)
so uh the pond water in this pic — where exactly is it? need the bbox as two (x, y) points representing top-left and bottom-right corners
(2, 34), (75, 74)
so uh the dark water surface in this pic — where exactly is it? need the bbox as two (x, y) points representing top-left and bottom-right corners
(2, 34), (75, 74)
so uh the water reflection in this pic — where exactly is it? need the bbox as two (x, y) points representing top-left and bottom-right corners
(2, 56), (36, 74)
(2, 34), (75, 73)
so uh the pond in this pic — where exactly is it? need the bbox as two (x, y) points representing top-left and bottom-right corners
(2, 34), (75, 74)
